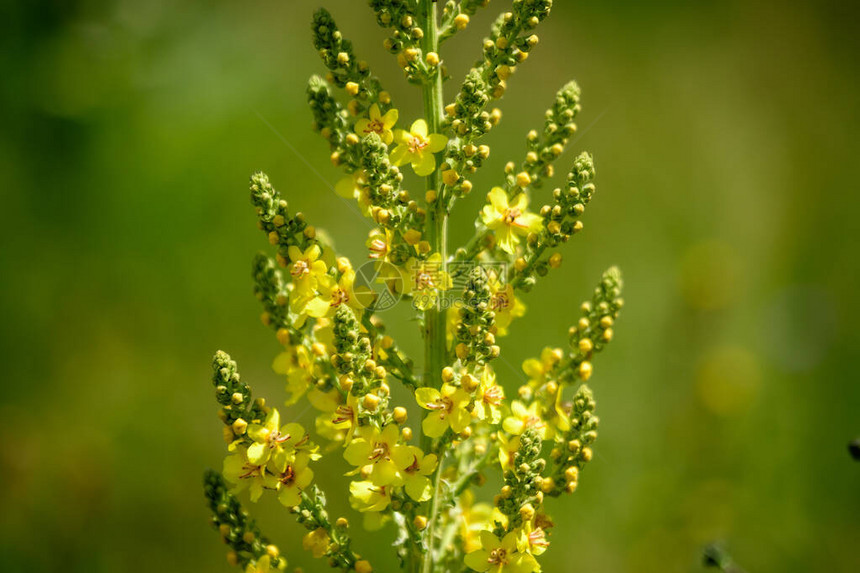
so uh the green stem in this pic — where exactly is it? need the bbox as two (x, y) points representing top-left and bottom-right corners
(420, 4), (447, 573)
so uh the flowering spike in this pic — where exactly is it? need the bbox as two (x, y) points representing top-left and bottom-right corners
(455, 266), (500, 367)
(439, 0), (491, 43)
(543, 384), (597, 497)
(505, 80), (582, 192)
(312, 8), (388, 115)
(204, 470), (288, 572)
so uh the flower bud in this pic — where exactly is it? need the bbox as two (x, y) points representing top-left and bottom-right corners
(363, 393), (380, 411)
(393, 407), (408, 424)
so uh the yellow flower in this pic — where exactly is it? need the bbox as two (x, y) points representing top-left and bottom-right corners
(522, 347), (562, 392)
(521, 522), (550, 556)
(246, 409), (307, 468)
(391, 119), (448, 176)
(287, 244), (329, 296)
(400, 445), (438, 502)
(343, 424), (411, 485)
(272, 345), (315, 405)
(355, 104), (399, 145)
(464, 530), (539, 573)
(335, 170), (367, 199)
(275, 452), (314, 507)
(459, 490), (495, 554)
(349, 480), (392, 512)
(497, 432), (522, 472)
(502, 401), (547, 439)
(223, 447), (273, 503)
(245, 555), (282, 573)
(402, 253), (452, 310)
(303, 527), (331, 559)
(366, 228), (393, 262)
(481, 188), (543, 254)
(331, 392), (360, 444)
(415, 383), (471, 438)
(488, 276), (526, 336)
(317, 265), (377, 312)
(473, 367), (505, 425)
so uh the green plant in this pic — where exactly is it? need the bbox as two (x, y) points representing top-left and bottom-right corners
(203, 2), (623, 572)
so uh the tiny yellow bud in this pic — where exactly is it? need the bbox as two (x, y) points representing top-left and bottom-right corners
(579, 338), (594, 354)
(441, 366), (455, 382)
(520, 503), (535, 521)
(500, 485), (513, 499)
(266, 545), (279, 558)
(461, 373), (478, 392)
(276, 328), (290, 346)
(460, 180), (473, 194)
(417, 240), (431, 254)
(578, 317), (591, 330)
(602, 328), (614, 342)
(226, 551), (238, 566)
(547, 221), (561, 235)
(549, 252), (563, 268)
(379, 91), (391, 104)
(404, 229), (422, 245)
(516, 171), (531, 188)
(336, 517), (349, 528)
(345, 81), (360, 96)
(565, 466), (580, 481)
(231, 392), (244, 404)
(401, 426), (413, 441)
(337, 52), (350, 65)
(312, 342), (327, 356)
(454, 14), (470, 30)
(496, 36), (508, 49)
(231, 418), (248, 436)
(460, 426), (472, 439)
(445, 103), (457, 116)
(339, 375), (354, 393)
(545, 381), (558, 395)
(425, 189), (437, 203)
(581, 447), (593, 462)
(442, 169), (459, 186)
(345, 133), (360, 145)
(455, 343), (469, 360)
(413, 515), (428, 530)
(404, 48), (419, 62)
(363, 393), (380, 411)
(304, 226), (316, 240)
(568, 439), (581, 453)
(243, 531), (255, 544)
(393, 407), (408, 424)
(541, 477), (556, 493)
(566, 480), (578, 493)
(496, 65), (513, 80)
(514, 258), (528, 272)
(425, 51), (440, 66)
(267, 231), (279, 245)
(578, 361), (593, 381)
(355, 559), (373, 573)
(219, 524), (231, 538)
(272, 214), (285, 227)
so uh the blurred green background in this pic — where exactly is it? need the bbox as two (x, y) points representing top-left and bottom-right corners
(2, 0), (858, 571)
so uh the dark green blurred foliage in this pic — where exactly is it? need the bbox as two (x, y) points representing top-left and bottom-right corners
(1, 1), (858, 572)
